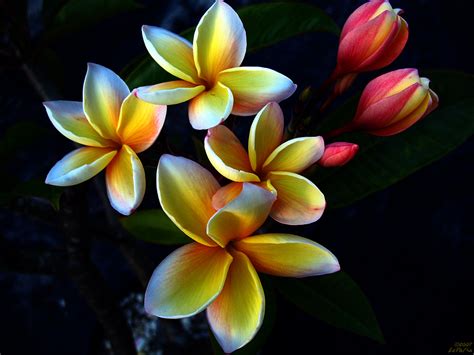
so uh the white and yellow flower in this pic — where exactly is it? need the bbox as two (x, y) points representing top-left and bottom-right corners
(146, 154), (339, 353)
(136, 0), (296, 130)
(205, 102), (326, 225)
(45, 63), (166, 215)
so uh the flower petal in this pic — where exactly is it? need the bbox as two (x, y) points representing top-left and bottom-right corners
(83, 63), (129, 141)
(233, 234), (340, 277)
(189, 83), (234, 130)
(356, 68), (419, 110)
(211, 180), (276, 211)
(359, 16), (409, 72)
(46, 147), (117, 186)
(43, 101), (115, 147)
(318, 142), (359, 168)
(207, 183), (276, 247)
(218, 67), (297, 115)
(370, 90), (431, 136)
(117, 93), (166, 153)
(262, 136), (325, 174)
(248, 102), (284, 172)
(142, 26), (200, 84)
(337, 10), (398, 73)
(207, 249), (264, 354)
(212, 182), (243, 210)
(340, 0), (392, 41)
(145, 243), (233, 318)
(193, 0), (246, 83)
(355, 82), (425, 130)
(105, 145), (145, 216)
(267, 171), (325, 225)
(157, 154), (220, 247)
(205, 125), (259, 182)
(135, 80), (206, 105)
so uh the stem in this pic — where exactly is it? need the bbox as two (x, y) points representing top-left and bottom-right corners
(19, 61), (51, 101)
(92, 177), (154, 288)
(287, 70), (339, 138)
(323, 124), (354, 140)
(61, 186), (137, 355)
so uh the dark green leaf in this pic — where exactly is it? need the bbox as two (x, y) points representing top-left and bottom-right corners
(123, 2), (339, 87)
(210, 276), (277, 355)
(239, 2), (340, 51)
(0, 121), (61, 210)
(0, 178), (63, 211)
(120, 209), (189, 245)
(45, 0), (140, 37)
(276, 272), (384, 343)
(15, 180), (63, 211)
(310, 70), (474, 208)
(121, 53), (176, 89)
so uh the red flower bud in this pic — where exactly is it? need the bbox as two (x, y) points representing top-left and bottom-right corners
(319, 142), (359, 167)
(332, 0), (409, 93)
(351, 68), (439, 136)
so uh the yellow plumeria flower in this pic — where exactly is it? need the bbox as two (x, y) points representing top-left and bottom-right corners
(135, 0), (297, 130)
(205, 102), (326, 225)
(45, 63), (166, 215)
(146, 154), (339, 353)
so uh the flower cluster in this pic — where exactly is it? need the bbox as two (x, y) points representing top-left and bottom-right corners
(43, 0), (438, 352)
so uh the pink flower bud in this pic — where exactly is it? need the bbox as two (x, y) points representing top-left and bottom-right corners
(351, 68), (439, 136)
(332, 0), (409, 93)
(319, 142), (359, 167)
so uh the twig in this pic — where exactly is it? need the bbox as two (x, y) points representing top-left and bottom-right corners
(61, 186), (137, 355)
(92, 177), (155, 288)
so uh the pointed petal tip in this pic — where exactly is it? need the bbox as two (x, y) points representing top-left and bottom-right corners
(44, 174), (55, 186)
(316, 135), (325, 147)
(86, 62), (101, 71)
(144, 243), (233, 319)
(319, 259), (341, 276)
(110, 204), (136, 216)
(394, 8), (404, 15)
(290, 82), (298, 95)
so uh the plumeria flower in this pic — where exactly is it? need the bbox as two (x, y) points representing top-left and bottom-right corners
(205, 102), (326, 225)
(332, 0), (409, 94)
(44, 63), (166, 215)
(135, 0), (296, 130)
(327, 69), (439, 137)
(146, 154), (339, 353)
(319, 142), (359, 167)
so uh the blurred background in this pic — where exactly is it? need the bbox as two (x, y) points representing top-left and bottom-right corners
(0, 0), (472, 354)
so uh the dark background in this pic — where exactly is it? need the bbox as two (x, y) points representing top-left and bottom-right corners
(0, 0), (472, 354)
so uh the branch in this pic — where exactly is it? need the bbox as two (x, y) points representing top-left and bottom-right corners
(92, 177), (155, 288)
(61, 186), (137, 355)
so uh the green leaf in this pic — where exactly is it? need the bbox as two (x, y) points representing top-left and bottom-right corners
(0, 178), (63, 211)
(210, 276), (277, 355)
(120, 209), (189, 245)
(45, 0), (141, 37)
(16, 180), (63, 211)
(239, 2), (340, 51)
(123, 2), (339, 87)
(276, 272), (385, 343)
(310, 70), (474, 208)
(121, 53), (176, 89)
